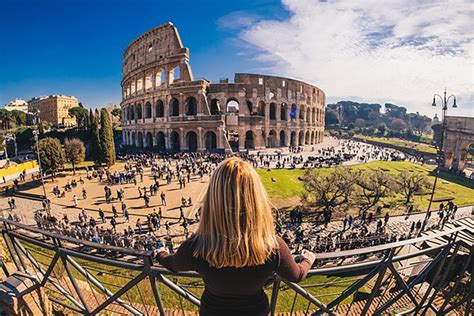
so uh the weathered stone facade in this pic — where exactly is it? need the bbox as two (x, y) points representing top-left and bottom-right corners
(443, 116), (474, 171)
(121, 22), (325, 152)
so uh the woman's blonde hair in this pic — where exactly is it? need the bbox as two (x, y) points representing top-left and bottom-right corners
(193, 157), (278, 268)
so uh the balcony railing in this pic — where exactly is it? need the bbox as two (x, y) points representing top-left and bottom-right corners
(0, 217), (472, 315)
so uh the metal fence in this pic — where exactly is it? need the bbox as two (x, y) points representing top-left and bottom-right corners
(0, 218), (472, 315)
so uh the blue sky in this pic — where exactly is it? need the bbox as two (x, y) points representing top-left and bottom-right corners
(1, 0), (472, 117)
(0, 0), (286, 107)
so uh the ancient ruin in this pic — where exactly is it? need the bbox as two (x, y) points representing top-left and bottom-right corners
(443, 116), (474, 171)
(120, 22), (325, 152)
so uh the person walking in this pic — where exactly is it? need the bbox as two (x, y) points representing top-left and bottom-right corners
(156, 157), (315, 316)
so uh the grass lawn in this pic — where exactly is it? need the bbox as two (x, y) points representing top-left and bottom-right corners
(354, 135), (436, 155)
(63, 160), (95, 170)
(257, 161), (474, 212)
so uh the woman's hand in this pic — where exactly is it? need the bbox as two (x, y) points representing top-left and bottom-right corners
(155, 247), (169, 255)
(301, 249), (316, 266)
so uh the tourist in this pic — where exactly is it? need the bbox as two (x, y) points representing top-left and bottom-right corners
(99, 208), (105, 223)
(155, 157), (315, 316)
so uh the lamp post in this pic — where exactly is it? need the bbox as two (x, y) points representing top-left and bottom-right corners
(426, 89), (457, 216)
(32, 112), (49, 214)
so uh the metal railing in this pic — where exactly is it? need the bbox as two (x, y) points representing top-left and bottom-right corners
(0, 218), (472, 315)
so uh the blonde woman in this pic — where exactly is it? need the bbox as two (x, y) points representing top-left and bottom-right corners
(156, 157), (315, 316)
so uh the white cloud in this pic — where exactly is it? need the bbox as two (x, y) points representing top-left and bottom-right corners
(217, 11), (261, 30)
(237, 0), (474, 117)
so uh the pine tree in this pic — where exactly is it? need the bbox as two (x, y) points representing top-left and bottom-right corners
(91, 109), (101, 162)
(99, 108), (116, 166)
(38, 137), (64, 177)
(89, 108), (94, 130)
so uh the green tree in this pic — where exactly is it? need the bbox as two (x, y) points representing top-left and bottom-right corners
(38, 137), (64, 177)
(395, 172), (430, 205)
(69, 106), (89, 129)
(88, 108), (94, 130)
(301, 168), (358, 209)
(64, 138), (85, 174)
(354, 170), (395, 211)
(325, 110), (339, 126)
(99, 108), (115, 166)
(10, 110), (26, 126)
(91, 109), (101, 162)
(111, 108), (122, 120)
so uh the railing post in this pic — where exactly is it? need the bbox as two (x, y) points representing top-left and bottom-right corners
(269, 277), (280, 316)
(145, 254), (166, 316)
(1, 227), (22, 271)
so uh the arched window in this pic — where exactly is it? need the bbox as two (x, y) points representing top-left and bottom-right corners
(135, 104), (142, 119)
(145, 132), (153, 148)
(185, 97), (197, 115)
(299, 105), (305, 120)
(170, 131), (180, 151)
(205, 131), (217, 150)
(290, 104), (297, 119)
(144, 102), (152, 119)
(170, 98), (179, 116)
(156, 131), (165, 151)
(186, 131), (198, 151)
(245, 131), (254, 149)
(226, 98), (239, 113)
(155, 100), (164, 117)
(210, 99), (220, 115)
(137, 132), (144, 148)
(280, 103), (287, 121)
(269, 103), (277, 120)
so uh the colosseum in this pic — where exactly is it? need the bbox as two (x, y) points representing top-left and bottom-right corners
(121, 22), (325, 152)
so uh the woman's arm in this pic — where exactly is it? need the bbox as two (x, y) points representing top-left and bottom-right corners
(155, 239), (194, 272)
(275, 236), (315, 283)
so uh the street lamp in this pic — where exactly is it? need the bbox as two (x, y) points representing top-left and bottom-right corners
(426, 89), (457, 216)
(32, 112), (49, 214)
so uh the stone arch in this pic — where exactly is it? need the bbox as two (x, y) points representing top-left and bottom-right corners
(306, 108), (311, 122)
(145, 132), (153, 148)
(257, 101), (265, 117)
(128, 106), (134, 120)
(226, 98), (239, 113)
(186, 131), (198, 151)
(281, 103), (287, 121)
(210, 98), (220, 115)
(144, 102), (152, 119)
(298, 130), (304, 146)
(268, 130), (277, 148)
(305, 131), (310, 145)
(170, 131), (180, 151)
(312, 108), (316, 123)
(170, 98), (180, 116)
(185, 96), (197, 115)
(137, 131), (144, 148)
(205, 131), (217, 151)
(269, 102), (277, 120)
(299, 105), (305, 120)
(135, 103), (142, 120)
(245, 131), (255, 149)
(311, 131), (315, 144)
(279, 130), (286, 147)
(131, 132), (136, 146)
(156, 131), (166, 151)
(290, 104), (298, 119)
(290, 131), (297, 146)
(155, 100), (164, 117)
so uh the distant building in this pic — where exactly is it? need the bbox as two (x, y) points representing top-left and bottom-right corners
(4, 99), (28, 113)
(27, 95), (77, 127)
